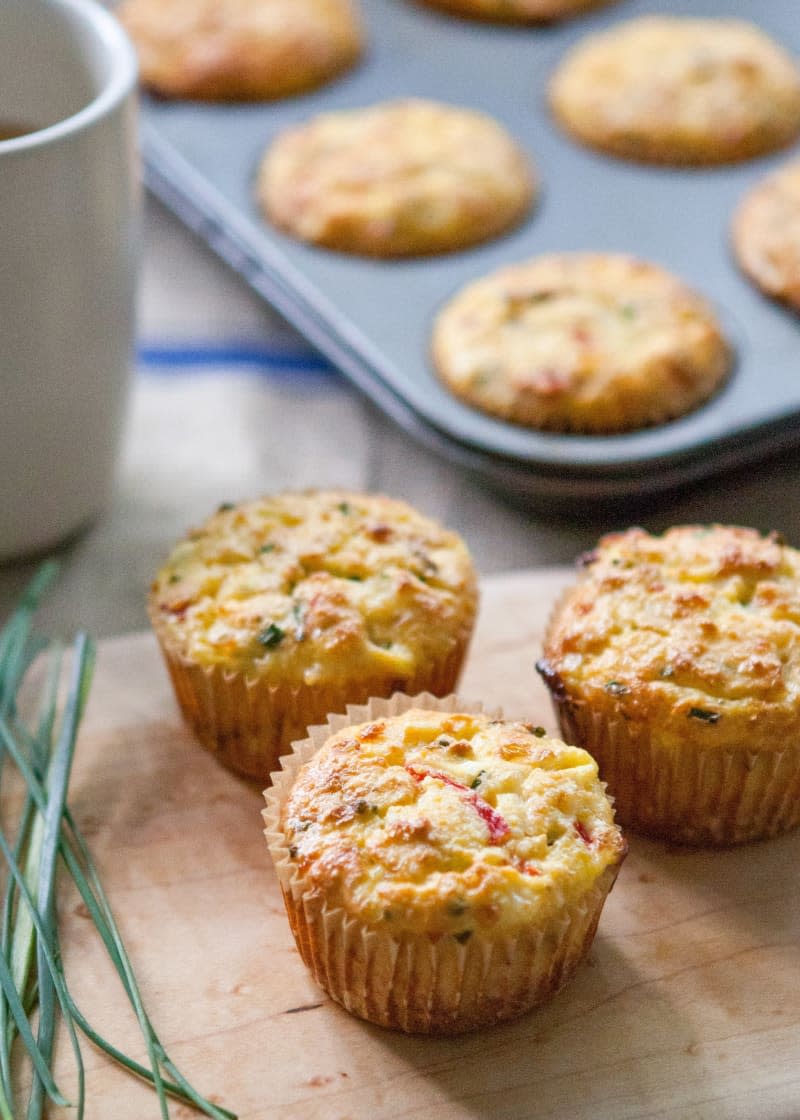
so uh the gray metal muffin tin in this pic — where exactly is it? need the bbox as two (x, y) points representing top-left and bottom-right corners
(139, 0), (800, 501)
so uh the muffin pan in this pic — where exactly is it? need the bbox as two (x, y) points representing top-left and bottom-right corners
(138, 0), (800, 500)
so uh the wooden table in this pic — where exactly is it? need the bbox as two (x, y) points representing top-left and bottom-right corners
(39, 568), (800, 1119)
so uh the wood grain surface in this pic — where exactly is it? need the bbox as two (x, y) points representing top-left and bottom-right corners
(44, 569), (800, 1119)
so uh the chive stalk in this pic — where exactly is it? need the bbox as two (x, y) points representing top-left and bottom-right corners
(0, 569), (237, 1118)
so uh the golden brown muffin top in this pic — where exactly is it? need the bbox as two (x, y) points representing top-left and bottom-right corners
(117, 0), (363, 101)
(258, 98), (535, 257)
(148, 490), (477, 686)
(540, 526), (800, 745)
(279, 709), (625, 937)
(733, 159), (800, 312)
(432, 253), (731, 433)
(549, 16), (800, 165)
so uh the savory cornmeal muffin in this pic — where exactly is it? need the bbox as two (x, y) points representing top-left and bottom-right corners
(431, 253), (731, 433)
(413, 0), (617, 23)
(148, 491), (478, 781)
(264, 698), (625, 1033)
(732, 160), (800, 313)
(257, 98), (535, 257)
(538, 525), (800, 846)
(549, 16), (800, 165)
(116, 0), (363, 101)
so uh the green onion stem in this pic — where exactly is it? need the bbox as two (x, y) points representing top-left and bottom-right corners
(0, 568), (237, 1118)
(27, 634), (93, 1120)
(0, 827), (85, 1117)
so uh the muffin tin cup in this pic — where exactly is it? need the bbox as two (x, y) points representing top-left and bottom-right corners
(137, 0), (800, 501)
(263, 691), (624, 1034)
(545, 693), (800, 846)
(150, 636), (475, 784)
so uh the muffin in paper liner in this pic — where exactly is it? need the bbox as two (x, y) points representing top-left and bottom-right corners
(147, 490), (478, 783)
(263, 693), (626, 1035)
(538, 525), (800, 846)
(152, 631), (471, 783)
(550, 692), (800, 846)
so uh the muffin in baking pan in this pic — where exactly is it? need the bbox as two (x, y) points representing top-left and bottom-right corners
(732, 159), (800, 313)
(148, 491), (478, 782)
(264, 696), (626, 1033)
(412, 0), (618, 24)
(258, 98), (536, 257)
(431, 253), (732, 434)
(549, 16), (800, 165)
(538, 525), (800, 845)
(117, 0), (364, 101)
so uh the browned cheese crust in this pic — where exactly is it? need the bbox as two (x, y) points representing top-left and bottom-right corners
(431, 253), (731, 433)
(539, 525), (800, 844)
(732, 159), (800, 312)
(148, 491), (478, 780)
(258, 98), (536, 257)
(267, 706), (625, 1032)
(549, 16), (800, 165)
(117, 0), (363, 101)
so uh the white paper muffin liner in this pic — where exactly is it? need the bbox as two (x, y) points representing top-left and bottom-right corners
(152, 627), (473, 784)
(540, 579), (800, 846)
(552, 697), (800, 846)
(263, 692), (623, 1034)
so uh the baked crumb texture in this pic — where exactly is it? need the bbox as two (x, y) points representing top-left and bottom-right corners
(265, 698), (625, 1033)
(539, 525), (800, 845)
(117, 0), (363, 101)
(258, 98), (535, 257)
(148, 491), (478, 781)
(732, 159), (800, 313)
(549, 16), (800, 166)
(432, 253), (731, 433)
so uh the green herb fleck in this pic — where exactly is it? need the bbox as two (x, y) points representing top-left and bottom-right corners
(168, 573), (181, 584)
(447, 899), (468, 917)
(605, 681), (630, 695)
(337, 502), (351, 515)
(620, 303), (637, 319)
(217, 502), (235, 512)
(688, 707), (720, 723)
(259, 543), (276, 554)
(470, 770), (486, 790)
(528, 725), (547, 738)
(257, 623), (285, 649)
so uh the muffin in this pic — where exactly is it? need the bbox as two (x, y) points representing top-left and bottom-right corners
(538, 525), (800, 845)
(257, 98), (535, 257)
(732, 159), (800, 313)
(117, 0), (363, 101)
(413, 0), (618, 23)
(431, 253), (731, 433)
(264, 695), (626, 1034)
(148, 491), (478, 781)
(549, 16), (800, 165)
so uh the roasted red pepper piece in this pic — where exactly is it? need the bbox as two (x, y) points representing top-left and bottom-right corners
(405, 764), (510, 844)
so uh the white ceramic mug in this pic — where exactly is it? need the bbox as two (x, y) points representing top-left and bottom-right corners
(0, 0), (139, 561)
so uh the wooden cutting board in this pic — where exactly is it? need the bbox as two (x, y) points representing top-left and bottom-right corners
(47, 569), (800, 1119)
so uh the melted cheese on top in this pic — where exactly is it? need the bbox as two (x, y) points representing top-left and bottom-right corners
(541, 525), (800, 747)
(148, 491), (477, 687)
(282, 710), (625, 936)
